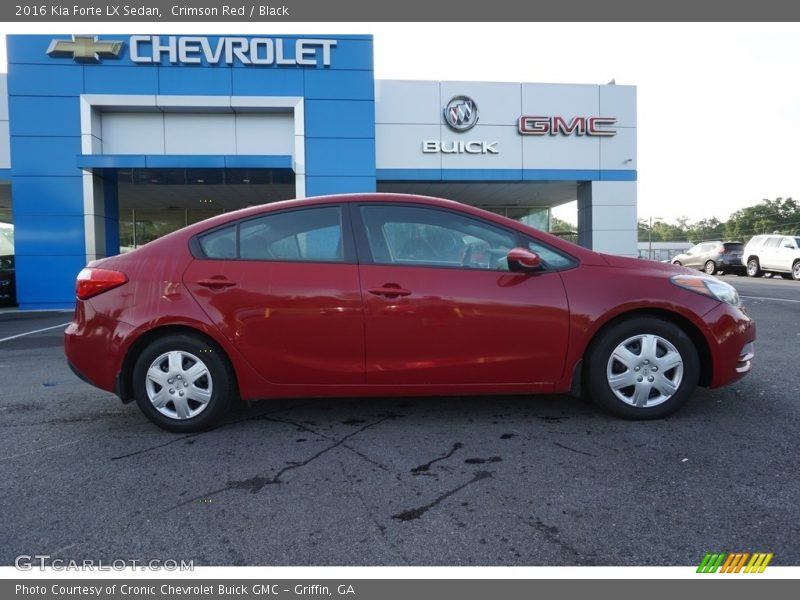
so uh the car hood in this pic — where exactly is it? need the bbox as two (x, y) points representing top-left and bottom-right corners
(598, 253), (688, 274)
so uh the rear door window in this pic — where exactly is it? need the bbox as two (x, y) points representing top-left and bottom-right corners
(196, 206), (346, 263)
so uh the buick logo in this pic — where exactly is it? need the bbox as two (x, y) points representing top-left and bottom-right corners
(443, 96), (478, 132)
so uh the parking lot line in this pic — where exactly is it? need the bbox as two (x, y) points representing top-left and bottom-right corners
(741, 295), (800, 304)
(0, 321), (72, 343)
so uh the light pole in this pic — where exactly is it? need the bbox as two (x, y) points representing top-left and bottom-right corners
(640, 216), (663, 260)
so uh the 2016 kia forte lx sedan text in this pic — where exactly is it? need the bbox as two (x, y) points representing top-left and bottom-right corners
(64, 194), (756, 432)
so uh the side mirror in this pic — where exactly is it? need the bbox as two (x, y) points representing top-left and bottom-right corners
(507, 247), (542, 273)
(784, 244), (795, 249)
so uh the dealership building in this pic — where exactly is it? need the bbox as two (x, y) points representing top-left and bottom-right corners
(0, 34), (637, 309)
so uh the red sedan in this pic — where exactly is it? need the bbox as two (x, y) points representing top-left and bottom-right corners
(64, 194), (755, 431)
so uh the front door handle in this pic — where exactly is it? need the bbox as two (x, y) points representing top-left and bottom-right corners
(196, 277), (236, 289)
(368, 284), (411, 298)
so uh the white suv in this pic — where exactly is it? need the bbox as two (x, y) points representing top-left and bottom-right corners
(743, 234), (800, 280)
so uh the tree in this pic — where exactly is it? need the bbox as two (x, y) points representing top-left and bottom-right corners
(725, 197), (800, 240)
(550, 216), (576, 233)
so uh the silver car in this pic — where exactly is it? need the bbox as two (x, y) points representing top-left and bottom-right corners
(671, 241), (746, 275)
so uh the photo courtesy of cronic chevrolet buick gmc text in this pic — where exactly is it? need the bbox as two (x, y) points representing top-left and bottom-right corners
(743, 234), (800, 280)
(64, 194), (756, 432)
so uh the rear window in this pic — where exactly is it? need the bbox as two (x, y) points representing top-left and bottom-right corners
(723, 243), (744, 251)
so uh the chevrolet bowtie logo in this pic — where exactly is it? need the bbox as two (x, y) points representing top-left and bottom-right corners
(46, 36), (124, 63)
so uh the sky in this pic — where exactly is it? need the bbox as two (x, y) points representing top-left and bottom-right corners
(1, 22), (798, 225)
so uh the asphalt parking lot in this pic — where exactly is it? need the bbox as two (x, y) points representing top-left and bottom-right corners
(0, 275), (798, 567)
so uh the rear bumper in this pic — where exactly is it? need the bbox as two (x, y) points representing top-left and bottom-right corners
(66, 358), (93, 386)
(720, 262), (746, 273)
(63, 299), (134, 396)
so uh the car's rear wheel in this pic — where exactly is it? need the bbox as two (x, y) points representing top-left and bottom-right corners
(585, 317), (699, 419)
(704, 260), (717, 275)
(132, 333), (234, 432)
(747, 258), (763, 277)
(792, 261), (800, 281)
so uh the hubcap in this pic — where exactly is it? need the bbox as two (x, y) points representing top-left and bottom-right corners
(145, 350), (212, 420)
(606, 334), (684, 408)
(705, 261), (715, 274)
(794, 263), (800, 279)
(748, 260), (758, 276)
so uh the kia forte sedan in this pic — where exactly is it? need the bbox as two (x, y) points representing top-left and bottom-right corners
(64, 194), (755, 432)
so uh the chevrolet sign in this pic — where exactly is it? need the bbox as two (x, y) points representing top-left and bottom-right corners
(129, 36), (337, 66)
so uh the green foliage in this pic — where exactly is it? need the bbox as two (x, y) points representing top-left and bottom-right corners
(724, 197), (800, 240)
(549, 216), (576, 233)
(638, 198), (797, 243)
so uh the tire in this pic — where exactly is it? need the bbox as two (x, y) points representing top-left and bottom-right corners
(746, 258), (763, 278)
(584, 317), (700, 420)
(704, 260), (717, 275)
(672, 261), (682, 266)
(793, 261), (800, 281)
(131, 333), (235, 432)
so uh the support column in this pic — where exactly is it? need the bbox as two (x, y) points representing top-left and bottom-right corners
(577, 181), (637, 257)
(83, 170), (119, 262)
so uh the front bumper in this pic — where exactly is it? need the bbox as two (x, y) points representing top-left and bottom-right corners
(703, 302), (756, 388)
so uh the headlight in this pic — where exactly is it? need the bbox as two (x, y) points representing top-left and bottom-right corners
(670, 275), (741, 306)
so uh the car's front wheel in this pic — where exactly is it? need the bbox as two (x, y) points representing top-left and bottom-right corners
(132, 333), (235, 432)
(585, 317), (700, 419)
(792, 261), (800, 281)
(747, 258), (763, 277)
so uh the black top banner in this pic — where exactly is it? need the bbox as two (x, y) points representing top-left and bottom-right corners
(4, 0), (800, 21)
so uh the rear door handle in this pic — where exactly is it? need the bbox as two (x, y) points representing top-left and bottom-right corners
(196, 277), (236, 289)
(368, 285), (411, 298)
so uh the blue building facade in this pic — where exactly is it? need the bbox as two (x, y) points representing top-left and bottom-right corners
(4, 34), (376, 309)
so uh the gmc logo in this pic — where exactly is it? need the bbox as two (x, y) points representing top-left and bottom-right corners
(518, 116), (617, 137)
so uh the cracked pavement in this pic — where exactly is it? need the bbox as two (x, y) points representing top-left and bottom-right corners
(1, 279), (798, 566)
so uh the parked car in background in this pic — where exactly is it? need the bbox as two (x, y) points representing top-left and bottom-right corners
(0, 255), (15, 307)
(743, 234), (800, 280)
(0, 224), (15, 307)
(65, 194), (755, 432)
(671, 241), (746, 275)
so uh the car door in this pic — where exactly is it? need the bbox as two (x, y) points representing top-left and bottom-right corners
(760, 236), (783, 270)
(183, 204), (364, 385)
(684, 244), (702, 269)
(353, 203), (570, 386)
(775, 236), (799, 271)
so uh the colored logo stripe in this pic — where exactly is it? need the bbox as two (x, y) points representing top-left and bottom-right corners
(697, 552), (773, 573)
(745, 553), (773, 573)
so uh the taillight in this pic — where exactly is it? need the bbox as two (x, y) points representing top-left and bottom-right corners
(76, 268), (128, 300)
